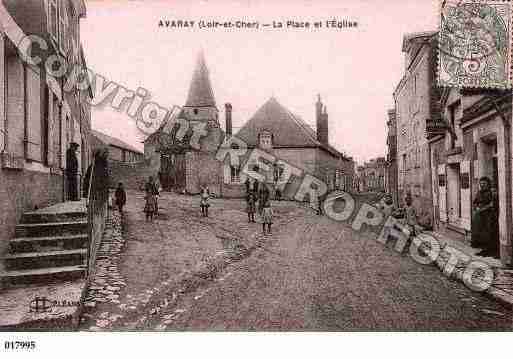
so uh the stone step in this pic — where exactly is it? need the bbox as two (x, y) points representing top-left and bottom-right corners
(21, 211), (87, 224)
(10, 234), (88, 253)
(0, 265), (86, 286)
(15, 220), (88, 238)
(3, 249), (87, 271)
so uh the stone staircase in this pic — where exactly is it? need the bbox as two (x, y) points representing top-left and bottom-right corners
(1, 201), (89, 286)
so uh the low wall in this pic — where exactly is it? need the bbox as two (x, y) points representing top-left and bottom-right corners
(108, 159), (158, 190)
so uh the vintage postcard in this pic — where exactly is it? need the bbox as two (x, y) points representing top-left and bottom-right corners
(0, 0), (512, 356)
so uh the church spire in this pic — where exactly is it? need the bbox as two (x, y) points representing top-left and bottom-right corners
(185, 51), (216, 108)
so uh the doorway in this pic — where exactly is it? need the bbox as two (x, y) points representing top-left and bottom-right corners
(446, 163), (461, 225)
(476, 136), (500, 257)
(160, 153), (186, 191)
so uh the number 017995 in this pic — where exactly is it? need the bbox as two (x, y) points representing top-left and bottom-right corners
(4, 341), (36, 350)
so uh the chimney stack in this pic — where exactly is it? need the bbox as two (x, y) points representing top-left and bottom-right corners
(225, 103), (232, 136)
(316, 96), (329, 145)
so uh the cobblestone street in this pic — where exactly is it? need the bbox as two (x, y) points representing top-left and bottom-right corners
(80, 191), (513, 331)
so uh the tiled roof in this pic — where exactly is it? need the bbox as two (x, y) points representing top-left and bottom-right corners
(184, 52), (216, 108)
(91, 130), (143, 154)
(235, 97), (345, 158)
(236, 97), (318, 147)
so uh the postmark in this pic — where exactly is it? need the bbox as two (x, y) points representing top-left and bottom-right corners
(438, 0), (513, 89)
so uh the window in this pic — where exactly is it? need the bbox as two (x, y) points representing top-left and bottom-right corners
(230, 165), (241, 183)
(52, 95), (62, 167)
(438, 174), (446, 187)
(59, 0), (69, 53)
(42, 85), (50, 165)
(66, 114), (70, 147)
(449, 103), (456, 149)
(273, 164), (284, 182)
(258, 131), (273, 149)
(48, 0), (58, 41)
(25, 66), (42, 162)
(193, 108), (198, 115)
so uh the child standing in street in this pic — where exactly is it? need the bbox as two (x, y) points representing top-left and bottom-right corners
(114, 182), (127, 213)
(246, 191), (256, 223)
(144, 176), (159, 222)
(262, 200), (273, 235)
(200, 186), (210, 217)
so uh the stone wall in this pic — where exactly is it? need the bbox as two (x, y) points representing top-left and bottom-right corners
(108, 157), (159, 190)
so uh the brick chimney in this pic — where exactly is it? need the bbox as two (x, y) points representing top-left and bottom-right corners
(316, 95), (329, 145)
(225, 103), (232, 136)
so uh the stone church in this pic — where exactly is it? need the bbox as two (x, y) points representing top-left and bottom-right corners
(143, 52), (224, 195)
(144, 52), (355, 197)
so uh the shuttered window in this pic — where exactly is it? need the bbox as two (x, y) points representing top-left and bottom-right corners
(52, 95), (61, 167)
(59, 0), (68, 53)
(25, 66), (42, 162)
(48, 0), (58, 41)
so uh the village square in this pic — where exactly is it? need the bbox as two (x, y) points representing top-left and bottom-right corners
(0, 0), (512, 332)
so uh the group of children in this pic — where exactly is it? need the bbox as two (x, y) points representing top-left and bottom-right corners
(245, 190), (273, 234)
(113, 176), (162, 223)
(199, 184), (274, 235)
(122, 177), (419, 242)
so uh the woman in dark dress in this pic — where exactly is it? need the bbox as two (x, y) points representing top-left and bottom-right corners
(471, 177), (498, 256)
(144, 176), (159, 222)
(115, 182), (127, 213)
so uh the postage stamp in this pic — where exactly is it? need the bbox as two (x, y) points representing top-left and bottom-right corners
(438, 0), (513, 89)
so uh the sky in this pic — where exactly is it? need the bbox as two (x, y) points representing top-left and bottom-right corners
(81, 0), (439, 164)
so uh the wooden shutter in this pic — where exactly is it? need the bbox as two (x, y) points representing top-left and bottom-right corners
(438, 164), (447, 222)
(25, 66), (42, 162)
(460, 160), (471, 230)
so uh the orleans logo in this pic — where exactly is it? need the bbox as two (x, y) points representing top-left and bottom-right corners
(29, 296), (52, 313)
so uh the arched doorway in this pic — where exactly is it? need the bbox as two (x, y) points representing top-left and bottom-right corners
(160, 152), (186, 191)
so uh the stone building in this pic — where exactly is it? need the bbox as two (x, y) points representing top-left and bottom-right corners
(357, 157), (386, 193)
(91, 130), (143, 163)
(145, 53), (355, 198)
(429, 88), (512, 265)
(144, 52), (224, 194)
(223, 95), (355, 199)
(385, 109), (398, 205)
(393, 31), (441, 228)
(0, 1), (91, 255)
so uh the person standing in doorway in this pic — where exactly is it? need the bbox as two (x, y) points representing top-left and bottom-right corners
(66, 142), (80, 201)
(472, 177), (498, 257)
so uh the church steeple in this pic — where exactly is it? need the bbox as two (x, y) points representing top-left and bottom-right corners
(185, 51), (217, 108)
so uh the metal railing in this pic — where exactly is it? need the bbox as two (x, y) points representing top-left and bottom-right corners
(85, 152), (109, 280)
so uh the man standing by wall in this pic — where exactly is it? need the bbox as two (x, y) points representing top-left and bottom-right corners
(66, 142), (80, 201)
